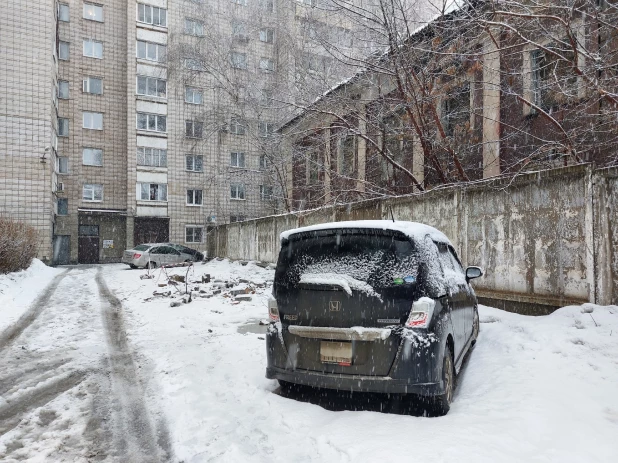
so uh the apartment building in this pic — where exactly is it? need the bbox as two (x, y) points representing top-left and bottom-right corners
(0, 0), (58, 262)
(0, 0), (369, 264)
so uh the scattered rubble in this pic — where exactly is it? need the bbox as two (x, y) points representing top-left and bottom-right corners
(138, 260), (273, 309)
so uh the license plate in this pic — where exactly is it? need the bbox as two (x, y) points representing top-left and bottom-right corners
(320, 341), (352, 366)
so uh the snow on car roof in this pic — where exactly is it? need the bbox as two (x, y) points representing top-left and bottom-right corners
(280, 220), (452, 245)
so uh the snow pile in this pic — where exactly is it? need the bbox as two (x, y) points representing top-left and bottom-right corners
(0, 259), (62, 333)
(300, 272), (382, 300)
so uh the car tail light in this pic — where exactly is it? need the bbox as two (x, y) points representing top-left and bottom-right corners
(405, 298), (436, 328)
(268, 296), (279, 322)
(133, 253), (142, 259)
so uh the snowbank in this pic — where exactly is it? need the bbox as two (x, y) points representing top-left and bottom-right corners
(0, 259), (62, 334)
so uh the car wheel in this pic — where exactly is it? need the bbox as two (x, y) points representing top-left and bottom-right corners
(147, 261), (157, 270)
(471, 308), (480, 345)
(432, 345), (455, 416)
(129, 265), (137, 269)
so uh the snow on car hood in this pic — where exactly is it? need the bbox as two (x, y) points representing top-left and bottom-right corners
(280, 220), (452, 245)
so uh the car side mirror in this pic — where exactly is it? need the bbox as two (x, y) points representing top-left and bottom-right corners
(465, 266), (483, 282)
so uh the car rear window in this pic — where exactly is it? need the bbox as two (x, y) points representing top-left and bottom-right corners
(276, 231), (420, 292)
(134, 244), (151, 251)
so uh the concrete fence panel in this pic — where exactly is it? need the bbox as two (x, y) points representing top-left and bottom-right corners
(207, 165), (618, 313)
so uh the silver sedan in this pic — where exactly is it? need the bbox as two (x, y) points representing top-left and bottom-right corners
(122, 243), (193, 269)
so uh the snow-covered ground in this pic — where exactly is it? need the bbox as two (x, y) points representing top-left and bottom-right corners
(1, 259), (618, 462)
(0, 259), (62, 333)
(104, 259), (618, 463)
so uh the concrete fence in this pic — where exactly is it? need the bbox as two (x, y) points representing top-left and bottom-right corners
(207, 164), (618, 314)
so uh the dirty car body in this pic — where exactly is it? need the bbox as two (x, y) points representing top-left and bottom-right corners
(265, 220), (483, 413)
(122, 243), (192, 268)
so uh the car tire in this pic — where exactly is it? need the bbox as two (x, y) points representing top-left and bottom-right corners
(471, 308), (480, 345)
(432, 345), (455, 416)
(147, 261), (157, 270)
(129, 265), (137, 269)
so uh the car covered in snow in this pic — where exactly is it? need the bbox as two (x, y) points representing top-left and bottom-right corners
(266, 220), (483, 415)
(122, 243), (196, 269)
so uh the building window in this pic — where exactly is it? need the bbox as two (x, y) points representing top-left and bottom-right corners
(230, 184), (246, 200)
(83, 148), (103, 166)
(231, 52), (247, 70)
(83, 3), (103, 22)
(138, 183), (167, 201)
(186, 189), (203, 206)
(136, 40), (166, 62)
(58, 118), (69, 137)
(337, 133), (356, 175)
(260, 185), (273, 200)
(83, 111), (103, 130)
(232, 21), (247, 39)
(184, 58), (205, 71)
(259, 28), (274, 43)
(259, 57), (275, 72)
(259, 154), (268, 169)
(185, 154), (203, 172)
(530, 46), (576, 110)
(137, 3), (167, 27)
(57, 198), (69, 216)
(136, 75), (167, 98)
(83, 76), (103, 94)
(57, 156), (69, 174)
(185, 120), (203, 138)
(185, 87), (203, 104)
(137, 147), (167, 167)
(58, 81), (69, 99)
(442, 83), (470, 136)
(83, 183), (103, 201)
(261, 0), (274, 12)
(83, 39), (103, 58)
(230, 152), (246, 168)
(58, 41), (70, 60)
(185, 226), (203, 243)
(260, 89), (273, 106)
(185, 18), (204, 36)
(58, 4), (70, 22)
(230, 215), (246, 223)
(231, 0), (248, 5)
(137, 113), (166, 132)
(258, 121), (275, 137)
(229, 117), (246, 135)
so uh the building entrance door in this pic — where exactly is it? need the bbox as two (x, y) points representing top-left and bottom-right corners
(52, 235), (71, 265)
(78, 225), (99, 264)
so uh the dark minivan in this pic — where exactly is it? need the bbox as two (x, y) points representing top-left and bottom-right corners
(266, 220), (483, 415)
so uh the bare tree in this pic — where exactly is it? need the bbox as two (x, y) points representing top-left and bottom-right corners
(281, 0), (618, 210)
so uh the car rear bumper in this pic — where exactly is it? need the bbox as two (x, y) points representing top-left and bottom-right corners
(266, 366), (441, 395)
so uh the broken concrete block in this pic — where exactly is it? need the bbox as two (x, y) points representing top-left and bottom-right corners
(170, 301), (181, 307)
(235, 295), (252, 302)
(170, 274), (185, 283)
(157, 283), (167, 287)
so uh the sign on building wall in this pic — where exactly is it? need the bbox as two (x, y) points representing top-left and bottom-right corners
(103, 240), (114, 249)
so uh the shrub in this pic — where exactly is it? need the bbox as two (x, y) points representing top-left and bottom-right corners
(0, 218), (39, 274)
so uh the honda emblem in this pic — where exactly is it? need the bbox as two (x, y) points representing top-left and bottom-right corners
(329, 300), (341, 312)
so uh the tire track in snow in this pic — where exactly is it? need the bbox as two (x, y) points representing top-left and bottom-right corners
(95, 269), (172, 462)
(0, 269), (70, 350)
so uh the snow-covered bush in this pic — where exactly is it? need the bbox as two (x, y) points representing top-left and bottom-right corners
(0, 218), (38, 274)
